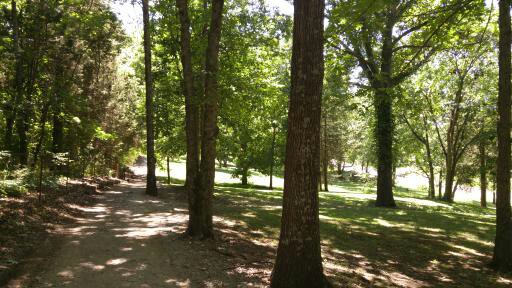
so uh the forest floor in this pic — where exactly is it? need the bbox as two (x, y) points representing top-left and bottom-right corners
(2, 177), (511, 287)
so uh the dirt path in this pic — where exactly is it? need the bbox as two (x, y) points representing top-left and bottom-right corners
(7, 181), (268, 288)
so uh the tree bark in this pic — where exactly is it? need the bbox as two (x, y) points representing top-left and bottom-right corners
(424, 132), (436, 199)
(270, 0), (328, 286)
(443, 157), (455, 202)
(241, 167), (248, 186)
(374, 90), (396, 207)
(176, 0), (202, 235)
(192, 0), (224, 239)
(240, 140), (248, 186)
(492, 0), (512, 272)
(374, 15), (396, 207)
(142, 0), (157, 196)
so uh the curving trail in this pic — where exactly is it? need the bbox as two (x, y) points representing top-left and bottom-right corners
(7, 181), (268, 288)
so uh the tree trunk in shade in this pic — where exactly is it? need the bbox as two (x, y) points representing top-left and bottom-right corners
(176, 0), (202, 235)
(190, 0), (224, 239)
(492, 0), (512, 272)
(142, 0), (157, 197)
(270, 0), (329, 286)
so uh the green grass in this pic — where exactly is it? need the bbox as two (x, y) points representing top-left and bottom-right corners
(156, 176), (185, 185)
(211, 180), (504, 287)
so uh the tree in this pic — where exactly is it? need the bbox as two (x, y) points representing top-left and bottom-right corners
(178, 0), (225, 239)
(270, 0), (329, 286)
(492, 0), (512, 272)
(142, 0), (157, 196)
(176, 0), (201, 234)
(327, 0), (484, 207)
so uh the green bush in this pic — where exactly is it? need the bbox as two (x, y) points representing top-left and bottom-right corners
(0, 181), (28, 198)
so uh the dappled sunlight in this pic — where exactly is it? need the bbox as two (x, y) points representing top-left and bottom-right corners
(21, 181), (272, 287)
(214, 183), (509, 287)
(497, 277), (512, 285)
(80, 262), (105, 271)
(106, 258), (128, 265)
(12, 175), (506, 287)
(165, 278), (191, 286)
(114, 226), (173, 239)
(57, 270), (74, 278)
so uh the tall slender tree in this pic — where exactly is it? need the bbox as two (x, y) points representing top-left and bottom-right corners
(492, 0), (512, 272)
(194, 0), (225, 239)
(176, 0), (201, 235)
(142, 0), (157, 196)
(177, 0), (224, 238)
(270, 0), (329, 286)
(5, 0), (22, 154)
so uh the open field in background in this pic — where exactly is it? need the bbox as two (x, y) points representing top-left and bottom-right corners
(133, 161), (497, 204)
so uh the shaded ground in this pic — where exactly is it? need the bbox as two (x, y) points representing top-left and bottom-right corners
(0, 183), (96, 285)
(5, 181), (272, 288)
(4, 178), (511, 287)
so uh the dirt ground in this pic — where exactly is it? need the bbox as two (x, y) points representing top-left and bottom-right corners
(5, 181), (272, 288)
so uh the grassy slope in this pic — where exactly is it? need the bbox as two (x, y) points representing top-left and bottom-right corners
(205, 180), (508, 287)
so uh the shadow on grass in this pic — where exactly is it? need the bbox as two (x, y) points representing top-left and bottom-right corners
(213, 184), (507, 288)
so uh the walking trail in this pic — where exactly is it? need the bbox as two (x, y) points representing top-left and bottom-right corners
(7, 181), (270, 288)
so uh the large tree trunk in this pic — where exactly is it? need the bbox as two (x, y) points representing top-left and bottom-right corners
(479, 139), (487, 208)
(176, 0), (202, 235)
(241, 167), (248, 186)
(142, 0), (157, 196)
(492, 0), (512, 272)
(425, 133), (436, 199)
(443, 156), (455, 202)
(240, 140), (249, 186)
(374, 15), (396, 207)
(192, 0), (224, 239)
(270, 0), (328, 286)
(374, 90), (395, 207)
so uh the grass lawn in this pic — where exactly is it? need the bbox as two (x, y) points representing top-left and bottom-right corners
(196, 180), (511, 287)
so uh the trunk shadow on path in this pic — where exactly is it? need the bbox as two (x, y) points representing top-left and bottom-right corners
(9, 181), (270, 288)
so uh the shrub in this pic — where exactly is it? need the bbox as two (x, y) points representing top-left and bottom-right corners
(0, 181), (28, 198)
